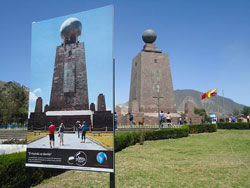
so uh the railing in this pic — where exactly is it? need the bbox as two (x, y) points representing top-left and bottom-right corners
(0, 124), (28, 129)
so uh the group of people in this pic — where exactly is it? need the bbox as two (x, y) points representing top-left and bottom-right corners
(128, 111), (173, 128)
(75, 121), (87, 143)
(48, 122), (65, 148)
(48, 121), (87, 149)
(160, 111), (172, 128)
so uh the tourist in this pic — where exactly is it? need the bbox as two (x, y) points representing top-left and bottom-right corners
(189, 118), (192, 125)
(114, 112), (118, 130)
(129, 113), (134, 128)
(81, 121), (87, 143)
(247, 115), (249, 122)
(178, 117), (182, 125)
(48, 122), (56, 148)
(76, 121), (81, 138)
(184, 117), (188, 125)
(166, 112), (172, 124)
(160, 111), (164, 128)
(58, 123), (65, 146)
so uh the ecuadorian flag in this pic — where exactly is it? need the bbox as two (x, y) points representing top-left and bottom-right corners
(211, 89), (218, 97)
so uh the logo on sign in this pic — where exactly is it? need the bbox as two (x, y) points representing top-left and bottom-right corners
(67, 151), (87, 166)
(96, 152), (107, 164)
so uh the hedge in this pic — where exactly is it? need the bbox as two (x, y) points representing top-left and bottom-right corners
(0, 152), (65, 188)
(115, 126), (189, 152)
(188, 123), (217, 134)
(217, 122), (250, 129)
(1, 124), (218, 187)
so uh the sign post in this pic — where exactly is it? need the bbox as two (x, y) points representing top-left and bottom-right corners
(26, 5), (114, 180)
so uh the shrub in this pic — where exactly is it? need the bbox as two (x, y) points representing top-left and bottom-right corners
(218, 122), (250, 129)
(0, 152), (65, 188)
(188, 123), (217, 134)
(115, 126), (189, 152)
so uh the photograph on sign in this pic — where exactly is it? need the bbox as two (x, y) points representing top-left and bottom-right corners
(26, 5), (114, 172)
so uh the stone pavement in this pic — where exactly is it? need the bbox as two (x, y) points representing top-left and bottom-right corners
(28, 133), (106, 150)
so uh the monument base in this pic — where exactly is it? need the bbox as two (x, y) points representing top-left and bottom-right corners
(29, 110), (113, 131)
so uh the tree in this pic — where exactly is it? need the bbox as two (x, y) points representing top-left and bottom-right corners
(233, 108), (240, 116)
(194, 108), (209, 122)
(0, 81), (28, 125)
(241, 106), (250, 116)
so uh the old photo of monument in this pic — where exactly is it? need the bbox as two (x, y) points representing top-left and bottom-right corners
(26, 6), (114, 172)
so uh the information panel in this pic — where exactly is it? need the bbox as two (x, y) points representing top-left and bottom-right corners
(26, 5), (114, 172)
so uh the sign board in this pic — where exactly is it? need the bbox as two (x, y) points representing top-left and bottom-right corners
(26, 5), (114, 173)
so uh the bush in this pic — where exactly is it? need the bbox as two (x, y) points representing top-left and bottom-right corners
(218, 122), (250, 129)
(0, 152), (65, 188)
(115, 126), (189, 152)
(188, 123), (217, 134)
(2, 139), (27, 144)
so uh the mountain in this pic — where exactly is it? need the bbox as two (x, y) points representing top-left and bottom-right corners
(117, 89), (246, 118)
(175, 89), (245, 117)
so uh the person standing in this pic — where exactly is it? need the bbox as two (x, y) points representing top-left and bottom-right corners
(247, 115), (249, 122)
(58, 123), (65, 146)
(129, 113), (134, 128)
(189, 118), (192, 125)
(81, 121), (87, 143)
(166, 112), (172, 124)
(114, 112), (118, 130)
(48, 122), (56, 148)
(76, 121), (81, 138)
(160, 111), (164, 128)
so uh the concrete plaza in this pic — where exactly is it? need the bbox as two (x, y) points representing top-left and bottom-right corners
(28, 133), (106, 150)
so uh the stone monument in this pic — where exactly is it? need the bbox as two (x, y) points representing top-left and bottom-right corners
(97, 94), (106, 111)
(127, 29), (177, 124)
(48, 18), (89, 111)
(35, 97), (43, 113)
(94, 94), (113, 130)
(184, 101), (202, 124)
(90, 103), (95, 112)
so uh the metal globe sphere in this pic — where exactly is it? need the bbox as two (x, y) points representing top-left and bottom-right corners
(142, 29), (157, 44)
(60, 18), (82, 44)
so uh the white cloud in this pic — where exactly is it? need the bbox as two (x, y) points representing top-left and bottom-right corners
(33, 88), (41, 94)
(29, 88), (42, 102)
(29, 92), (37, 102)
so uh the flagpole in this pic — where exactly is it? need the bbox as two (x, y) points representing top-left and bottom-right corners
(222, 89), (225, 121)
(217, 88), (219, 121)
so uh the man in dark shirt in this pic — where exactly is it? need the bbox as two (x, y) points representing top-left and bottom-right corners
(129, 113), (134, 128)
(49, 122), (56, 148)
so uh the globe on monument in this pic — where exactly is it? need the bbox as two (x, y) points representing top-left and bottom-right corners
(142, 29), (157, 44)
(60, 18), (82, 44)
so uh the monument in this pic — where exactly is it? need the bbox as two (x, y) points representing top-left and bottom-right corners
(97, 94), (106, 111)
(184, 101), (202, 124)
(127, 29), (177, 124)
(48, 18), (89, 111)
(29, 18), (113, 130)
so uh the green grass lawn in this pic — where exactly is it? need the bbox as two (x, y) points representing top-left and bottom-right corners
(33, 130), (250, 188)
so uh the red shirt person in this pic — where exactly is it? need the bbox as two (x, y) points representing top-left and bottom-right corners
(48, 122), (56, 148)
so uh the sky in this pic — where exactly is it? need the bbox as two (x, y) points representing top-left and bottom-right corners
(0, 0), (249, 107)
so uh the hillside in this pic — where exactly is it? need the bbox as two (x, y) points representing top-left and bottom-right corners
(117, 89), (246, 117)
(175, 89), (245, 117)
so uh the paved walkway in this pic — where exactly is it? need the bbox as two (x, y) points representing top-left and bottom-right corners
(28, 133), (106, 150)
